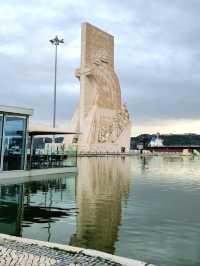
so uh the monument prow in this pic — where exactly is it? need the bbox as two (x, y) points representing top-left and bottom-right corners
(65, 22), (132, 153)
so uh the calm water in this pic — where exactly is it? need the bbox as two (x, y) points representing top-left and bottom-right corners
(0, 156), (200, 266)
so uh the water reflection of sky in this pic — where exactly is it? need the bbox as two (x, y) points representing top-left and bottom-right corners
(117, 156), (200, 266)
(0, 156), (200, 266)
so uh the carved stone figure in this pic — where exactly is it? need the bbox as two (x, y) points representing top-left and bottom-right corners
(64, 23), (132, 153)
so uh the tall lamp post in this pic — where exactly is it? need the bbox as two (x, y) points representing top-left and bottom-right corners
(49, 35), (64, 129)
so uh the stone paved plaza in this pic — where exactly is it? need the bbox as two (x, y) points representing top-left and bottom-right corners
(0, 239), (120, 266)
(0, 234), (153, 266)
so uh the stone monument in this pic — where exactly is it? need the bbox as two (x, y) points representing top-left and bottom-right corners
(65, 23), (131, 153)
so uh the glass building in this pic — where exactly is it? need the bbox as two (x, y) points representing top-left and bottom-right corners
(0, 106), (33, 171)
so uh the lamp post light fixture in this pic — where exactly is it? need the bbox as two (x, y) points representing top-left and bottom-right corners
(49, 35), (64, 129)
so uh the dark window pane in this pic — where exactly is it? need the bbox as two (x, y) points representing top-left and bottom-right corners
(3, 116), (27, 171)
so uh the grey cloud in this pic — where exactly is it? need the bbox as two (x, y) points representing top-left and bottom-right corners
(1, 0), (200, 131)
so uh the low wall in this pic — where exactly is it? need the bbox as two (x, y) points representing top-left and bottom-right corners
(0, 167), (77, 184)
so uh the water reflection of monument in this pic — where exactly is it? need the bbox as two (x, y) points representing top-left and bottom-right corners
(0, 158), (132, 252)
(70, 157), (132, 253)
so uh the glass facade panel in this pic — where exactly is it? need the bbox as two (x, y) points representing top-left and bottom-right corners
(0, 115), (3, 170)
(3, 116), (27, 171)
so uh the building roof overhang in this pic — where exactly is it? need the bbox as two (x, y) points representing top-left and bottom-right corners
(0, 105), (33, 116)
(28, 125), (80, 136)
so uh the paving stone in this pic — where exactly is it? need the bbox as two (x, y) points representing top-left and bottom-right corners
(0, 238), (121, 266)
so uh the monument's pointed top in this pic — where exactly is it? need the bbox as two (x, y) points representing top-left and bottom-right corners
(81, 22), (114, 39)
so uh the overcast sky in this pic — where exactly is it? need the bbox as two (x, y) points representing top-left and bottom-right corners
(1, 0), (200, 136)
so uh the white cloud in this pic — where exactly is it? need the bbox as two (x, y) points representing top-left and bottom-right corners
(0, 43), (27, 56)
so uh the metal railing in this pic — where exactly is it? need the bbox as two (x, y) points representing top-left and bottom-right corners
(26, 152), (77, 170)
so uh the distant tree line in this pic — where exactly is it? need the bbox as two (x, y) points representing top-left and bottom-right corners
(130, 134), (200, 149)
